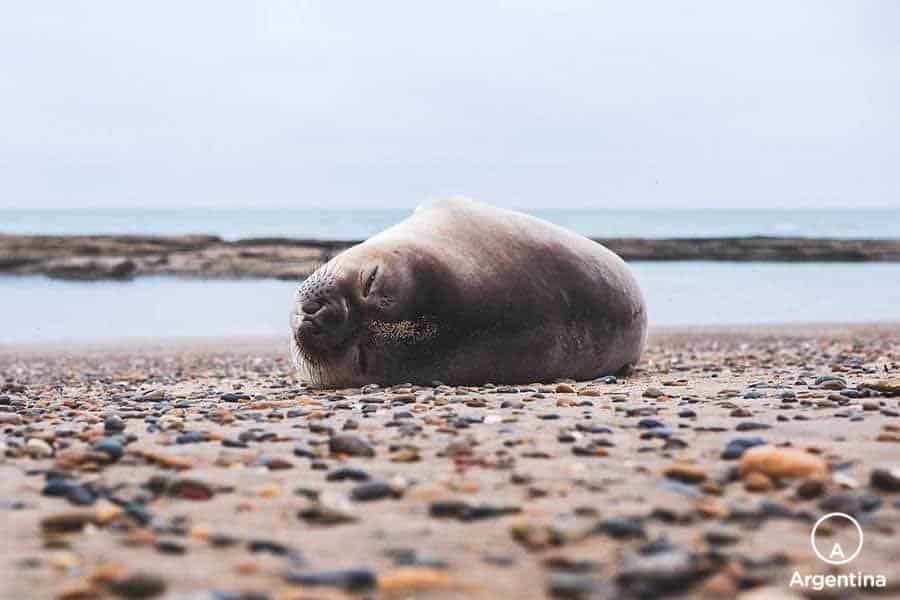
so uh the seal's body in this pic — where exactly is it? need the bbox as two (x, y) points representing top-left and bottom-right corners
(290, 198), (647, 387)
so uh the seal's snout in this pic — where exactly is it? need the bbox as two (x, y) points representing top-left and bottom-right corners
(296, 297), (351, 348)
(294, 267), (356, 356)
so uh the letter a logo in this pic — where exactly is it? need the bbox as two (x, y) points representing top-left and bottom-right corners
(810, 513), (864, 566)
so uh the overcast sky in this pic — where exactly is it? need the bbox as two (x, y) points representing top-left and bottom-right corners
(1, 1), (898, 209)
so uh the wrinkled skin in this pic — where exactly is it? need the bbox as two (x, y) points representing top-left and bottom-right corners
(290, 198), (647, 387)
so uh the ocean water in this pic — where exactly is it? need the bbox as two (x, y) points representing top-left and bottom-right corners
(2, 263), (899, 344)
(2, 208), (899, 240)
(2, 208), (898, 343)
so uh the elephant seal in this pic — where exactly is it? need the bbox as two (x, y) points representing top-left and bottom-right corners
(290, 198), (647, 387)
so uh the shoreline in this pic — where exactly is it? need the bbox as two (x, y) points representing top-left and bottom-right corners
(1, 321), (898, 598)
(3, 233), (900, 281)
(3, 321), (897, 356)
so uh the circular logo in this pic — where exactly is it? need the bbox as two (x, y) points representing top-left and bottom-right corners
(810, 512), (864, 565)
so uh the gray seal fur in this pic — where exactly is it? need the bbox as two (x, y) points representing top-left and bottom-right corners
(290, 198), (647, 387)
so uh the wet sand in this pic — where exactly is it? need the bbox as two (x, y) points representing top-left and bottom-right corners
(1, 324), (899, 599)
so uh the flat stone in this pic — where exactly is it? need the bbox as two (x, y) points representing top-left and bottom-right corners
(329, 434), (375, 458)
(739, 446), (827, 480)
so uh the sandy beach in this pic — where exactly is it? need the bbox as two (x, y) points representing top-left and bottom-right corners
(1, 324), (898, 599)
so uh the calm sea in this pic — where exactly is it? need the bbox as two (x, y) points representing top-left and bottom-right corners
(2, 263), (899, 343)
(1, 208), (899, 343)
(3, 208), (900, 240)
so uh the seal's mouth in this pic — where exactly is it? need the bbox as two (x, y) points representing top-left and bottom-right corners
(293, 299), (358, 356)
(291, 292), (367, 387)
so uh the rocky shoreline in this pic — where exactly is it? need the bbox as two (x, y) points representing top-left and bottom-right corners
(1, 325), (898, 598)
(2, 234), (899, 281)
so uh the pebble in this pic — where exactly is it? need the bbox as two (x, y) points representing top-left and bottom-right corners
(870, 467), (900, 492)
(816, 376), (847, 390)
(739, 446), (828, 479)
(705, 527), (740, 546)
(292, 444), (317, 458)
(501, 399), (524, 409)
(94, 438), (124, 461)
(139, 389), (166, 401)
(864, 378), (900, 395)
(104, 415), (127, 433)
(795, 478), (826, 499)
(547, 572), (610, 598)
(167, 478), (215, 501)
(429, 501), (521, 521)
(734, 421), (771, 431)
(175, 432), (207, 444)
(41, 511), (99, 533)
(298, 496), (357, 525)
(247, 539), (291, 556)
(744, 471), (774, 492)
(350, 481), (399, 502)
(571, 442), (610, 457)
(155, 540), (186, 555)
(329, 434), (375, 457)
(0, 413), (23, 425)
(819, 492), (880, 516)
(617, 542), (709, 598)
(26, 438), (53, 458)
(384, 547), (448, 569)
(663, 463), (707, 484)
(326, 467), (371, 482)
(260, 456), (293, 470)
(283, 569), (376, 591)
(379, 568), (453, 593)
(721, 437), (766, 460)
(107, 572), (167, 598)
(594, 517), (646, 539)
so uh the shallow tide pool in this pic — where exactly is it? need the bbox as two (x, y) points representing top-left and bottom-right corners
(2, 262), (899, 344)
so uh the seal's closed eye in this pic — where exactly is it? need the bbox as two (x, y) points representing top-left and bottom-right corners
(362, 266), (378, 298)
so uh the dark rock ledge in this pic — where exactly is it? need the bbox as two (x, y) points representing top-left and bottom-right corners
(1, 234), (898, 281)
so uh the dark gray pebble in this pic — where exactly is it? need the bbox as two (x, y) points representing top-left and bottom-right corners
(104, 415), (127, 433)
(734, 422), (771, 431)
(329, 434), (375, 457)
(176, 432), (207, 445)
(350, 481), (399, 502)
(283, 569), (375, 591)
(594, 517), (646, 539)
(721, 437), (766, 460)
(870, 468), (900, 492)
(326, 467), (370, 482)
(429, 500), (520, 521)
(94, 438), (124, 461)
(107, 572), (167, 598)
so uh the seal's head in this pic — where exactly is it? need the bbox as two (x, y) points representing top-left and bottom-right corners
(289, 241), (450, 387)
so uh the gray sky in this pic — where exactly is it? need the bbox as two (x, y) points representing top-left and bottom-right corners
(1, 1), (898, 209)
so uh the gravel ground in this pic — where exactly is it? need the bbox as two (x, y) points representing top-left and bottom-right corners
(1, 324), (899, 599)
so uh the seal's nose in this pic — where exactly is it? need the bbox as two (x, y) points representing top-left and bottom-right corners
(301, 299), (323, 315)
(297, 297), (351, 351)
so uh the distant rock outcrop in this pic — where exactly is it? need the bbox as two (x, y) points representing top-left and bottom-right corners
(1, 234), (898, 281)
